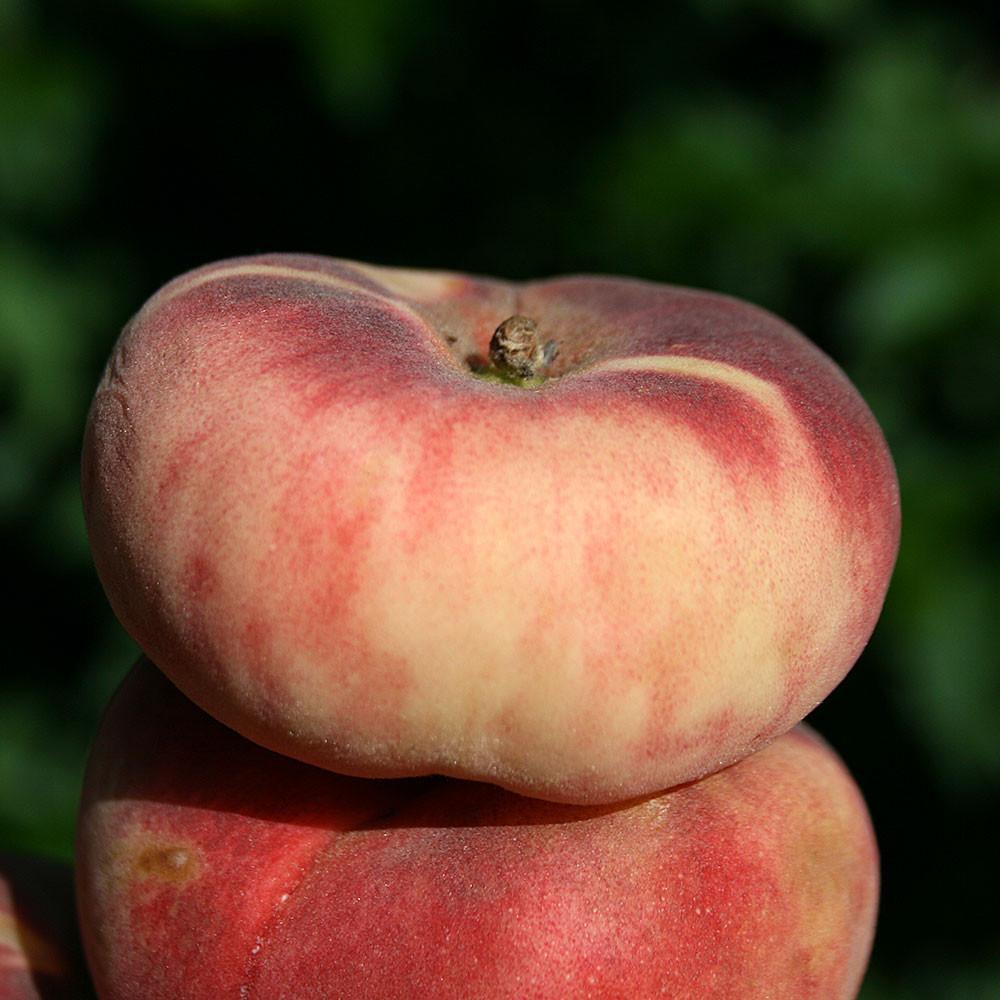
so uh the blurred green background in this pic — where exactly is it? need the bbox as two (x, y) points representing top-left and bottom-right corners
(2, 0), (998, 995)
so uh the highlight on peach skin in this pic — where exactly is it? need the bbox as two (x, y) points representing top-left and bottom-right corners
(81, 254), (900, 804)
(76, 660), (879, 1000)
(0, 852), (91, 999)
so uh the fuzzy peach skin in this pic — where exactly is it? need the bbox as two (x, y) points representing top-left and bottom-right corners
(0, 852), (92, 999)
(81, 254), (900, 803)
(76, 660), (878, 1000)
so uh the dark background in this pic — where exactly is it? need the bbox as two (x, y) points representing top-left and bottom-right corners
(2, 1), (999, 995)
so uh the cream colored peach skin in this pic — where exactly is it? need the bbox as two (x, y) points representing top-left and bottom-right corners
(82, 255), (900, 803)
(76, 661), (878, 1000)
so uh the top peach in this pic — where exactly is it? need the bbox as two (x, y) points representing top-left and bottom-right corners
(82, 255), (899, 804)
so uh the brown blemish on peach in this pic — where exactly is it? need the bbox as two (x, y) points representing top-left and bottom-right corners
(132, 844), (201, 884)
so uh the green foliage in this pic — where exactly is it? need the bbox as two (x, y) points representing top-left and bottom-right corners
(1, 0), (996, 992)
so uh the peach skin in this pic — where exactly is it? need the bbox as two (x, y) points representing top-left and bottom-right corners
(76, 660), (879, 1000)
(81, 255), (899, 803)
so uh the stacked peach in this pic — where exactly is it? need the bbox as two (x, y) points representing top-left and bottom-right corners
(76, 255), (899, 998)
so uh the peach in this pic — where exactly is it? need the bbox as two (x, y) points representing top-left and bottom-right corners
(82, 255), (899, 802)
(76, 660), (878, 1000)
(0, 852), (90, 999)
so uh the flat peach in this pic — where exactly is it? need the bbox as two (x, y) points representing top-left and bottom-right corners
(82, 255), (899, 802)
(76, 660), (879, 1000)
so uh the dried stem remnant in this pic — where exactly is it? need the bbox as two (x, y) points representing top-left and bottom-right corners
(489, 315), (557, 382)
